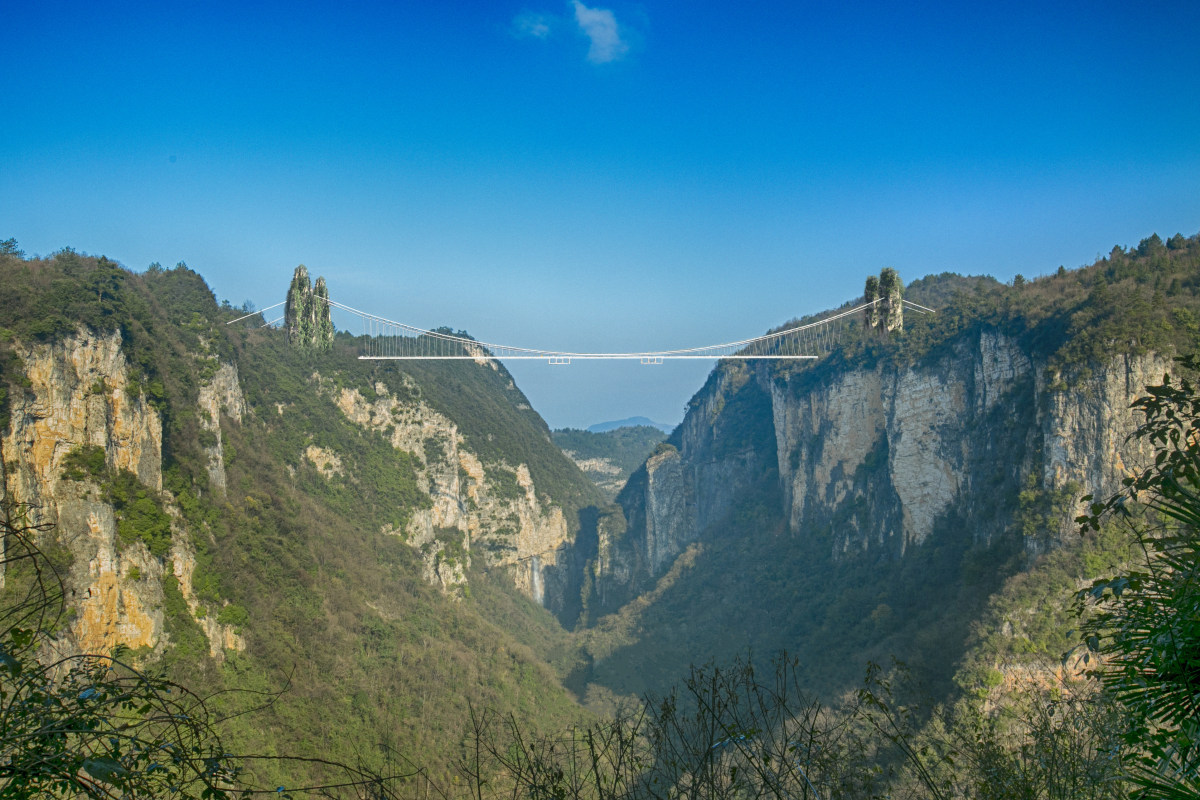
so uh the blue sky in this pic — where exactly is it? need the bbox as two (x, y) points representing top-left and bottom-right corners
(4, 1), (1199, 429)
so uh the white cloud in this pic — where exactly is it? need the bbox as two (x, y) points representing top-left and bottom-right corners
(512, 3), (630, 64)
(572, 1), (628, 63)
(513, 11), (554, 39)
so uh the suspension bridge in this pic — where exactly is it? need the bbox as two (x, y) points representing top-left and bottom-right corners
(231, 296), (934, 364)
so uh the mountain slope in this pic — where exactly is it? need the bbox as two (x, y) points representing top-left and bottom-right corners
(552, 425), (667, 500)
(586, 417), (673, 434)
(0, 249), (602, 786)
(564, 232), (1200, 701)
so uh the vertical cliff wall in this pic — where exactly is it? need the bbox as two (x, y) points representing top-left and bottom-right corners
(578, 327), (1172, 619)
(0, 329), (246, 659)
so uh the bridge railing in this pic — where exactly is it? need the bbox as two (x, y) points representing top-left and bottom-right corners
(328, 298), (893, 362)
(227, 295), (931, 363)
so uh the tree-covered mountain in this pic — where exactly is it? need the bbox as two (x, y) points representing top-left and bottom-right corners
(0, 247), (603, 788)
(4, 231), (1200, 797)
(585, 417), (673, 434)
(561, 231), (1200, 705)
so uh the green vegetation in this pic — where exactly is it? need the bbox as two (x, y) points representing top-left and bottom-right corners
(395, 357), (605, 519)
(190, 330), (591, 784)
(458, 653), (892, 800)
(107, 471), (173, 557)
(764, 232), (1200, 389)
(1076, 355), (1200, 797)
(863, 266), (903, 332)
(60, 444), (106, 481)
(5, 231), (1200, 797)
(0, 242), (598, 789)
(489, 357), (1200, 799)
(551, 425), (666, 499)
(602, 232), (1200, 700)
(61, 445), (173, 557)
(0, 505), (238, 798)
(864, 355), (1200, 800)
(551, 426), (666, 476)
(0, 503), (447, 798)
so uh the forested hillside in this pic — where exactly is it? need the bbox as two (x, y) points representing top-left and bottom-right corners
(0, 244), (601, 789)
(565, 231), (1200, 704)
(3, 232), (1199, 798)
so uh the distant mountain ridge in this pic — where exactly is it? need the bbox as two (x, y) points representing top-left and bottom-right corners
(586, 416), (673, 434)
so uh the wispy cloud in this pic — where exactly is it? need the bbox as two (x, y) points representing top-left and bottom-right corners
(511, 3), (631, 64)
(513, 11), (554, 39)
(572, 1), (627, 63)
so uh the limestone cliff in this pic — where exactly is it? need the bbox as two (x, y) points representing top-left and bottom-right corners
(583, 328), (1172, 614)
(196, 361), (246, 495)
(0, 249), (620, 778)
(2, 328), (163, 507)
(0, 329), (244, 659)
(559, 451), (625, 499)
(330, 378), (571, 601)
(772, 334), (1166, 553)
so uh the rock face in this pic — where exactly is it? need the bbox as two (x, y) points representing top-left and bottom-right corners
(1, 318), (580, 665)
(582, 364), (777, 613)
(284, 265), (334, 351)
(1039, 353), (1168, 498)
(560, 451), (625, 499)
(332, 379), (571, 601)
(0, 329), (244, 660)
(3, 329), (163, 510)
(197, 362), (246, 494)
(581, 328), (1172, 615)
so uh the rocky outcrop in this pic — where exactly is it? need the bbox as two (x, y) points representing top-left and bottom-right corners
(1, 329), (243, 660)
(1040, 353), (1169, 498)
(284, 265), (334, 351)
(171, 541), (246, 659)
(561, 451), (625, 499)
(2, 329), (162, 512)
(587, 328), (1172, 613)
(64, 500), (164, 654)
(304, 445), (344, 479)
(771, 333), (1167, 554)
(0, 330), (167, 655)
(768, 331), (1038, 553)
(197, 362), (245, 494)
(586, 365), (776, 611)
(333, 379), (572, 601)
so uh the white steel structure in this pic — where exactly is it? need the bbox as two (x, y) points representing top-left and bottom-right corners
(296, 297), (934, 364)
